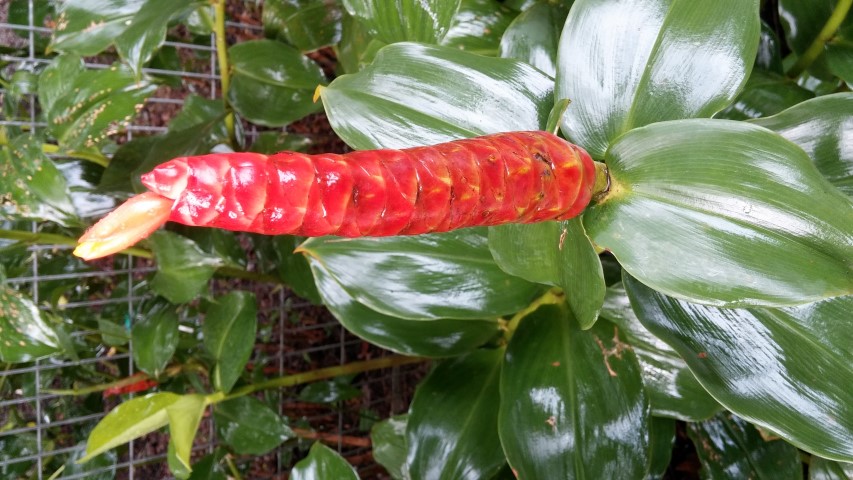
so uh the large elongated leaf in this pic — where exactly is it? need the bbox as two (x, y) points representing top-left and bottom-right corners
(440, 0), (516, 56)
(1, 135), (78, 226)
(114, 0), (201, 76)
(585, 119), (853, 307)
(300, 228), (540, 320)
(44, 63), (156, 150)
(489, 219), (605, 329)
(0, 286), (61, 362)
(51, 0), (146, 55)
(810, 456), (853, 480)
(341, 0), (461, 44)
(149, 231), (225, 304)
(556, 0), (760, 159)
(131, 304), (179, 377)
(166, 394), (206, 474)
(750, 93), (853, 197)
(625, 275), (853, 461)
(406, 348), (505, 479)
(291, 443), (359, 480)
(82, 392), (180, 462)
(599, 283), (721, 421)
(715, 70), (814, 120)
(687, 413), (801, 480)
(263, 0), (343, 52)
(310, 260), (499, 357)
(213, 396), (293, 455)
(499, 304), (649, 479)
(203, 291), (257, 393)
(227, 40), (327, 127)
(371, 415), (409, 480)
(318, 42), (554, 149)
(499, 2), (569, 77)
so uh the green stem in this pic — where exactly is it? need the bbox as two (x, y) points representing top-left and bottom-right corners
(787, 0), (852, 78)
(213, 0), (236, 146)
(504, 288), (564, 340)
(0, 229), (284, 284)
(214, 355), (426, 403)
(592, 161), (610, 197)
(224, 455), (243, 480)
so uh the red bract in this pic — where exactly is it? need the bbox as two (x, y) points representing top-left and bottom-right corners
(75, 131), (597, 260)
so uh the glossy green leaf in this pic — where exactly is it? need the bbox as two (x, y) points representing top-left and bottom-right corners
(301, 228), (539, 320)
(648, 417), (675, 480)
(750, 93), (853, 198)
(499, 2), (568, 77)
(318, 42), (554, 149)
(310, 261), (500, 357)
(203, 291), (257, 393)
(186, 453), (227, 480)
(149, 231), (225, 304)
(687, 413), (801, 479)
(406, 348), (506, 480)
(292, 442), (359, 480)
(441, 0), (516, 56)
(166, 394), (206, 474)
(371, 415), (409, 480)
(556, 0), (760, 159)
(489, 219), (605, 328)
(37, 55), (85, 116)
(131, 303), (179, 377)
(0, 286), (61, 363)
(599, 283), (721, 421)
(585, 119), (853, 307)
(625, 275), (853, 461)
(810, 456), (853, 480)
(1, 135), (78, 226)
(263, 0), (343, 51)
(51, 0), (145, 55)
(341, 0), (461, 43)
(82, 392), (180, 462)
(167, 95), (229, 146)
(499, 304), (649, 479)
(44, 63), (156, 150)
(268, 235), (321, 304)
(213, 396), (293, 455)
(756, 21), (784, 73)
(248, 131), (312, 154)
(715, 70), (814, 120)
(64, 441), (117, 480)
(227, 40), (326, 127)
(335, 11), (386, 74)
(114, 0), (202, 77)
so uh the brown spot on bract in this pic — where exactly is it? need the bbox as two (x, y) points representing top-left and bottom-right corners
(559, 228), (567, 250)
(697, 352), (708, 359)
(551, 361), (560, 367)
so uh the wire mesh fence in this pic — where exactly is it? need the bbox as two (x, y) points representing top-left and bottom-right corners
(0, 2), (425, 478)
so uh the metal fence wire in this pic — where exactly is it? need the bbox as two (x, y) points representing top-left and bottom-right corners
(0, 2), (424, 478)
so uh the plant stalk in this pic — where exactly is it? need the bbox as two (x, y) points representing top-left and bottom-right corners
(216, 355), (427, 403)
(787, 0), (852, 78)
(504, 288), (564, 340)
(213, 0), (236, 146)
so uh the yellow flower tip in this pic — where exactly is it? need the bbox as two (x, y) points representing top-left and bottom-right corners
(73, 241), (103, 261)
(313, 85), (325, 103)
